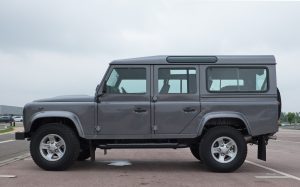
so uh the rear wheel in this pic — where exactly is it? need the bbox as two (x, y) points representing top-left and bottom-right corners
(200, 126), (247, 172)
(30, 123), (80, 171)
(277, 88), (281, 120)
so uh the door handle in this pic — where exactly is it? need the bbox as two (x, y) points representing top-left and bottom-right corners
(134, 107), (147, 113)
(183, 107), (196, 113)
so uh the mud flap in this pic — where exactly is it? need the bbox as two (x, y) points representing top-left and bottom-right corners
(257, 136), (266, 161)
(89, 140), (95, 162)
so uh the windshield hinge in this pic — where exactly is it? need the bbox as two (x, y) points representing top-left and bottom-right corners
(95, 125), (101, 132)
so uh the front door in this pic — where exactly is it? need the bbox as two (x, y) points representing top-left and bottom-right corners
(153, 65), (200, 135)
(97, 65), (151, 138)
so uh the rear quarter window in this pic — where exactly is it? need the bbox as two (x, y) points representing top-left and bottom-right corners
(206, 67), (268, 92)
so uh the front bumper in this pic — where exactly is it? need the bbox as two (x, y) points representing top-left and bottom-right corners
(15, 132), (28, 140)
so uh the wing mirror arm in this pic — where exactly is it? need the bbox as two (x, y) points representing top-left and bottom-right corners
(102, 80), (107, 94)
(97, 80), (107, 99)
(95, 81), (107, 103)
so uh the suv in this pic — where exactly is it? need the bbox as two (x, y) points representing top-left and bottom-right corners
(0, 116), (14, 124)
(16, 55), (280, 172)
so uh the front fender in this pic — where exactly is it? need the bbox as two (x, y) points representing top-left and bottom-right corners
(197, 111), (252, 136)
(30, 111), (85, 137)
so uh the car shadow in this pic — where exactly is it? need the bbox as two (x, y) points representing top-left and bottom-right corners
(71, 159), (206, 172)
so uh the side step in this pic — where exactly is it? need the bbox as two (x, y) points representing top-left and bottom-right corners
(97, 143), (188, 149)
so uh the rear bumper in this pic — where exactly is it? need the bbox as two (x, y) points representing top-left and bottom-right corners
(15, 132), (28, 140)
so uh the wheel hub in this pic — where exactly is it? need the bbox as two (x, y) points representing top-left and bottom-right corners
(211, 136), (238, 163)
(220, 147), (229, 154)
(49, 143), (56, 151)
(39, 134), (66, 161)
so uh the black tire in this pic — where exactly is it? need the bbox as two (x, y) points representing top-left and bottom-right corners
(30, 123), (80, 171)
(190, 143), (201, 161)
(277, 88), (281, 120)
(199, 126), (247, 172)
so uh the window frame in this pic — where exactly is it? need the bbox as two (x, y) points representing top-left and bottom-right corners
(104, 66), (150, 96)
(156, 66), (198, 95)
(206, 66), (269, 93)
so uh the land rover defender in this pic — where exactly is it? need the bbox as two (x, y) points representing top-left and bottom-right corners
(16, 55), (280, 172)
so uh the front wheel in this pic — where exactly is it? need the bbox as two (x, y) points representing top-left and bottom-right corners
(199, 126), (247, 172)
(30, 123), (80, 171)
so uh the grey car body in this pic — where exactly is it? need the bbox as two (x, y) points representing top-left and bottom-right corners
(16, 55), (280, 172)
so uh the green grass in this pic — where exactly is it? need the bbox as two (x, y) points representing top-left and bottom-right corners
(0, 126), (14, 134)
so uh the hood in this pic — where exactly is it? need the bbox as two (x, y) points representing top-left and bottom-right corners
(34, 95), (94, 102)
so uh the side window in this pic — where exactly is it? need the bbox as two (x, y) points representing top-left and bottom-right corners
(106, 68), (147, 94)
(207, 67), (268, 92)
(158, 68), (197, 94)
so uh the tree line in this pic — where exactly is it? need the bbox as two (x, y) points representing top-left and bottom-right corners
(280, 112), (300, 124)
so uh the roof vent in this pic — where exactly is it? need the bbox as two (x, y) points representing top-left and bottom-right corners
(166, 56), (218, 63)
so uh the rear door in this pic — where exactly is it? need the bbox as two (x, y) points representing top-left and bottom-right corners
(152, 65), (201, 136)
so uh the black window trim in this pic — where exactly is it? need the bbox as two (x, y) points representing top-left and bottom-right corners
(206, 66), (270, 93)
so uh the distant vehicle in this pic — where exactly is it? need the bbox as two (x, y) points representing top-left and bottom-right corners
(0, 116), (14, 123)
(13, 116), (23, 122)
(16, 55), (280, 172)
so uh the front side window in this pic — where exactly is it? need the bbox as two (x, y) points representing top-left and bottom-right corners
(158, 68), (197, 94)
(106, 68), (147, 94)
(207, 67), (268, 92)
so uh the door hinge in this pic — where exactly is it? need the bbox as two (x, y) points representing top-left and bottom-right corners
(95, 125), (101, 132)
(153, 125), (158, 132)
(152, 96), (158, 102)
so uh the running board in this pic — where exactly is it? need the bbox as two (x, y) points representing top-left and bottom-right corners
(97, 143), (188, 149)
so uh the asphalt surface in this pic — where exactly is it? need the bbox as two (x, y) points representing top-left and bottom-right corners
(0, 123), (29, 162)
(0, 128), (299, 187)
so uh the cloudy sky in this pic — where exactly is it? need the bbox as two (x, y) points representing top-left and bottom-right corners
(0, 0), (299, 112)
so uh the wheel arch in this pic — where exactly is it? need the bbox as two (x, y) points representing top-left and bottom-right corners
(29, 111), (85, 138)
(197, 112), (252, 136)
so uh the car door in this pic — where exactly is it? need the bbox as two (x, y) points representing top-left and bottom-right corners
(97, 65), (151, 138)
(152, 65), (201, 135)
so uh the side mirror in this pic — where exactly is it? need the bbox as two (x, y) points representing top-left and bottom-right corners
(96, 80), (107, 98)
(95, 84), (100, 100)
(95, 84), (100, 93)
(102, 80), (107, 94)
